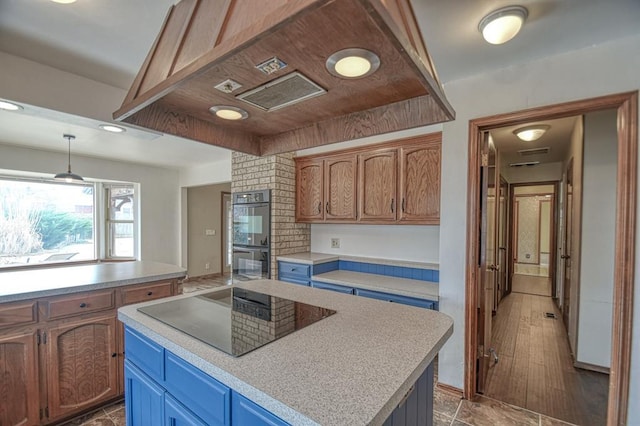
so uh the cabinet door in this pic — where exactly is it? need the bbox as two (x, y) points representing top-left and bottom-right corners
(232, 393), (289, 426)
(359, 150), (397, 221)
(46, 315), (119, 421)
(325, 155), (357, 221)
(0, 330), (39, 426)
(295, 159), (324, 221)
(399, 142), (441, 223)
(165, 393), (208, 426)
(124, 360), (164, 426)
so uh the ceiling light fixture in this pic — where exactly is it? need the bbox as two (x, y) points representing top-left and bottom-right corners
(514, 125), (550, 141)
(54, 134), (84, 183)
(479, 6), (528, 45)
(99, 124), (126, 133)
(50, 0), (77, 4)
(326, 48), (380, 79)
(209, 105), (248, 120)
(0, 100), (24, 111)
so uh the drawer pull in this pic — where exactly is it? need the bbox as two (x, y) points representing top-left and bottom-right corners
(147, 291), (153, 296)
(79, 302), (87, 308)
(112, 353), (117, 358)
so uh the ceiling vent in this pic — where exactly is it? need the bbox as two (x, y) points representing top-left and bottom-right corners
(518, 147), (550, 156)
(236, 72), (326, 112)
(509, 161), (540, 167)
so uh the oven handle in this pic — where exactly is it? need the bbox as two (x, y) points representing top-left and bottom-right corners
(233, 246), (269, 253)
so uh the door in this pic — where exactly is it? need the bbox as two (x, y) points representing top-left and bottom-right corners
(46, 315), (119, 421)
(295, 159), (324, 221)
(477, 133), (498, 393)
(358, 150), (397, 221)
(324, 155), (357, 220)
(222, 192), (232, 274)
(124, 360), (164, 426)
(562, 160), (574, 328)
(165, 393), (208, 426)
(398, 142), (441, 223)
(497, 176), (509, 303)
(0, 330), (39, 426)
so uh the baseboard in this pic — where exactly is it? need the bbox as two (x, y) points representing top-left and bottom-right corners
(436, 382), (464, 398)
(573, 360), (610, 374)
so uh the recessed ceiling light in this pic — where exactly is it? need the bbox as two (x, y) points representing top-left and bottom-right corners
(479, 6), (528, 45)
(50, 0), (77, 4)
(99, 124), (126, 133)
(326, 48), (380, 79)
(513, 125), (550, 142)
(209, 105), (248, 120)
(0, 100), (24, 111)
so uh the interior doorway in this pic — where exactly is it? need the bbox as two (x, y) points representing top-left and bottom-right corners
(464, 91), (637, 426)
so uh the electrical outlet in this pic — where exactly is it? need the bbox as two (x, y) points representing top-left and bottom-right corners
(205, 262), (210, 270)
(331, 238), (340, 248)
(205, 229), (216, 236)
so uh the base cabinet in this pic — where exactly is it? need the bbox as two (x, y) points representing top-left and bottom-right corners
(232, 393), (288, 426)
(124, 360), (164, 426)
(0, 330), (39, 426)
(165, 393), (208, 426)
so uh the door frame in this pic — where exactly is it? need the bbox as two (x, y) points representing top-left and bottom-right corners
(220, 191), (232, 274)
(464, 91), (637, 426)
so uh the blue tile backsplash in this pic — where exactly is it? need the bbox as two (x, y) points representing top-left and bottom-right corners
(337, 260), (438, 283)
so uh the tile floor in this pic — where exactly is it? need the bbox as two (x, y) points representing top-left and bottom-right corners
(68, 275), (579, 426)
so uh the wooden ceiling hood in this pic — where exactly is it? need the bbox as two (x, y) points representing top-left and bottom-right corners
(113, 0), (455, 156)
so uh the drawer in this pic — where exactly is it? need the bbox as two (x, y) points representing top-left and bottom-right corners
(311, 281), (354, 294)
(44, 290), (115, 320)
(165, 351), (230, 426)
(121, 281), (174, 305)
(355, 289), (435, 310)
(280, 277), (310, 286)
(125, 326), (165, 383)
(232, 392), (289, 426)
(278, 262), (310, 278)
(0, 300), (37, 329)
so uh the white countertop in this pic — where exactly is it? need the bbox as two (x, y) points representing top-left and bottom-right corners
(312, 270), (439, 301)
(118, 279), (453, 426)
(0, 261), (186, 303)
(277, 252), (439, 270)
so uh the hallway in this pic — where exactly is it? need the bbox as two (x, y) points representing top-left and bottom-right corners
(483, 280), (608, 425)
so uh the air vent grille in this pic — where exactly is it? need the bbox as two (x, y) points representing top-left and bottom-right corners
(518, 147), (550, 156)
(236, 72), (326, 112)
(509, 161), (540, 167)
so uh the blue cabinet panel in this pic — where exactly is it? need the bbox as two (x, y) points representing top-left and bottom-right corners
(280, 277), (311, 286)
(382, 363), (434, 426)
(278, 262), (310, 278)
(165, 393), (208, 426)
(312, 260), (339, 274)
(125, 326), (165, 382)
(355, 289), (435, 310)
(124, 360), (165, 426)
(164, 351), (231, 426)
(231, 393), (289, 426)
(311, 281), (354, 294)
(165, 351), (231, 425)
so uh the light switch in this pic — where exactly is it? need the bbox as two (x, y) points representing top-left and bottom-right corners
(205, 229), (216, 236)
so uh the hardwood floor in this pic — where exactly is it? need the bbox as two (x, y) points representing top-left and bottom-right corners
(483, 291), (608, 425)
(511, 273), (552, 296)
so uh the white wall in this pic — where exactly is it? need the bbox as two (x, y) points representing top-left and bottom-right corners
(576, 109), (617, 368)
(310, 224), (439, 263)
(437, 34), (640, 424)
(179, 158), (232, 188)
(502, 161), (563, 183)
(0, 144), (181, 265)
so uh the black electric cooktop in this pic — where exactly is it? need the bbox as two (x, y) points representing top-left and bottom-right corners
(138, 287), (336, 357)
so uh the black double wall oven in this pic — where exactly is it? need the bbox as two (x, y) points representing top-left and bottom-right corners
(232, 190), (271, 281)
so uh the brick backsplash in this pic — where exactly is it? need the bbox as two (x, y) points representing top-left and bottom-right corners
(232, 152), (310, 278)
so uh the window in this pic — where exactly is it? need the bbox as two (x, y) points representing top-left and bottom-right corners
(0, 176), (137, 269)
(105, 184), (135, 258)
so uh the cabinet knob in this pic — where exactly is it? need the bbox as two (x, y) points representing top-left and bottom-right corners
(111, 353), (117, 358)
(79, 302), (87, 308)
(317, 201), (322, 214)
(147, 291), (153, 296)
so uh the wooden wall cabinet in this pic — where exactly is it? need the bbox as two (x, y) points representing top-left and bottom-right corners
(0, 278), (179, 426)
(295, 133), (441, 225)
(296, 155), (357, 222)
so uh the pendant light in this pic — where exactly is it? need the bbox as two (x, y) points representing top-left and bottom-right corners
(54, 134), (84, 183)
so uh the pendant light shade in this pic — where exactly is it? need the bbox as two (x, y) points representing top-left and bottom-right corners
(54, 134), (84, 183)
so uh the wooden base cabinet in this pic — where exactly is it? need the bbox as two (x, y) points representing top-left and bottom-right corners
(45, 315), (119, 421)
(0, 330), (39, 426)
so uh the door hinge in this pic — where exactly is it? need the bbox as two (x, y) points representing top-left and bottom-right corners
(478, 344), (484, 359)
(481, 153), (489, 167)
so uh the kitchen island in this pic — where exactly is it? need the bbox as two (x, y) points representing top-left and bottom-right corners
(118, 279), (453, 425)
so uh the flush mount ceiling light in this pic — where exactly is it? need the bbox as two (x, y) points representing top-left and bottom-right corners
(54, 134), (84, 183)
(513, 125), (550, 142)
(326, 48), (380, 79)
(99, 124), (126, 133)
(479, 6), (528, 45)
(0, 100), (24, 111)
(209, 105), (248, 120)
(50, 0), (77, 4)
